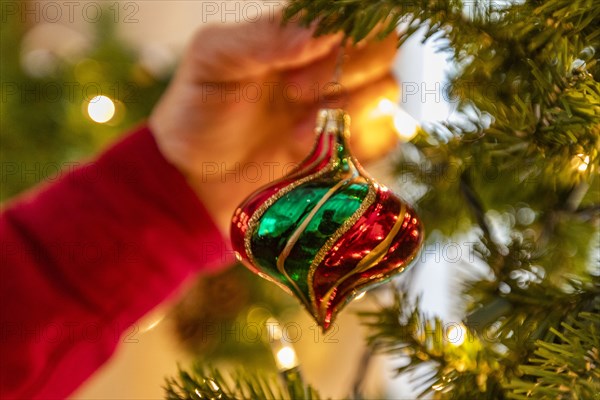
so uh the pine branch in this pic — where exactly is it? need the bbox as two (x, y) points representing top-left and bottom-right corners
(358, 293), (506, 399)
(287, 0), (600, 185)
(164, 364), (324, 400)
(505, 309), (600, 400)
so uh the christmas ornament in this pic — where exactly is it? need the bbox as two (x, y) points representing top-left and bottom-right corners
(231, 109), (424, 330)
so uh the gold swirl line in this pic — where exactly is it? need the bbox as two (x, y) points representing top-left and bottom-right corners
(318, 202), (407, 320)
(307, 182), (377, 318)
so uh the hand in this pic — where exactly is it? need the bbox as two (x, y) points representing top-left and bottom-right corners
(149, 8), (400, 235)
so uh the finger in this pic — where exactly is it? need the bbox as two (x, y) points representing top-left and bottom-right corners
(341, 33), (399, 91)
(279, 32), (399, 105)
(180, 4), (341, 83)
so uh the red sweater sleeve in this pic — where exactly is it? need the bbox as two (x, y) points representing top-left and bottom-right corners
(0, 125), (231, 399)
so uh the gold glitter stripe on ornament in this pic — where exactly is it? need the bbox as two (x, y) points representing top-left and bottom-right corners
(276, 177), (353, 309)
(243, 133), (336, 267)
(319, 201), (407, 320)
(307, 181), (377, 316)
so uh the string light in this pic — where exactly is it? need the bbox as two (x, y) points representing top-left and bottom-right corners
(87, 95), (115, 123)
(393, 110), (420, 141)
(376, 98), (420, 141)
(275, 346), (299, 370)
(576, 154), (590, 172)
(265, 317), (300, 373)
(377, 98), (397, 115)
(446, 323), (467, 346)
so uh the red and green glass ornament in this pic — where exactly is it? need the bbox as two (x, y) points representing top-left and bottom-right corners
(231, 109), (424, 330)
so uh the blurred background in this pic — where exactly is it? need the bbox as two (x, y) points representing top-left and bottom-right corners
(2, 1), (455, 398)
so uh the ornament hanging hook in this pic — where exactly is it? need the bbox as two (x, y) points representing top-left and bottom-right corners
(332, 39), (347, 84)
(323, 39), (349, 109)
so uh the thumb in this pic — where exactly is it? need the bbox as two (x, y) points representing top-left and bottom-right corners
(180, 5), (341, 82)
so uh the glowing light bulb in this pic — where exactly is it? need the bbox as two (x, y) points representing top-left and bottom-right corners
(377, 98), (396, 115)
(576, 154), (590, 172)
(375, 98), (420, 141)
(393, 109), (420, 141)
(446, 323), (467, 346)
(87, 95), (115, 123)
(275, 346), (298, 370)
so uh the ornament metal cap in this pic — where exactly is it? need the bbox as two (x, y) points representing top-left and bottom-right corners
(315, 108), (350, 139)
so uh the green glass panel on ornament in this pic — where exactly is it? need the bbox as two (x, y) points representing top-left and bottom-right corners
(251, 183), (330, 281)
(284, 182), (369, 294)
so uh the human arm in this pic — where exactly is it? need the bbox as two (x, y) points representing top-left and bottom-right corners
(1, 8), (400, 398)
(0, 126), (228, 398)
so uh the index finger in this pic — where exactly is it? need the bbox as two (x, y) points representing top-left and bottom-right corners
(181, 4), (342, 83)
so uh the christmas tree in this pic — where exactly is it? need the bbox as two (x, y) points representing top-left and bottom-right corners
(165, 0), (599, 399)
